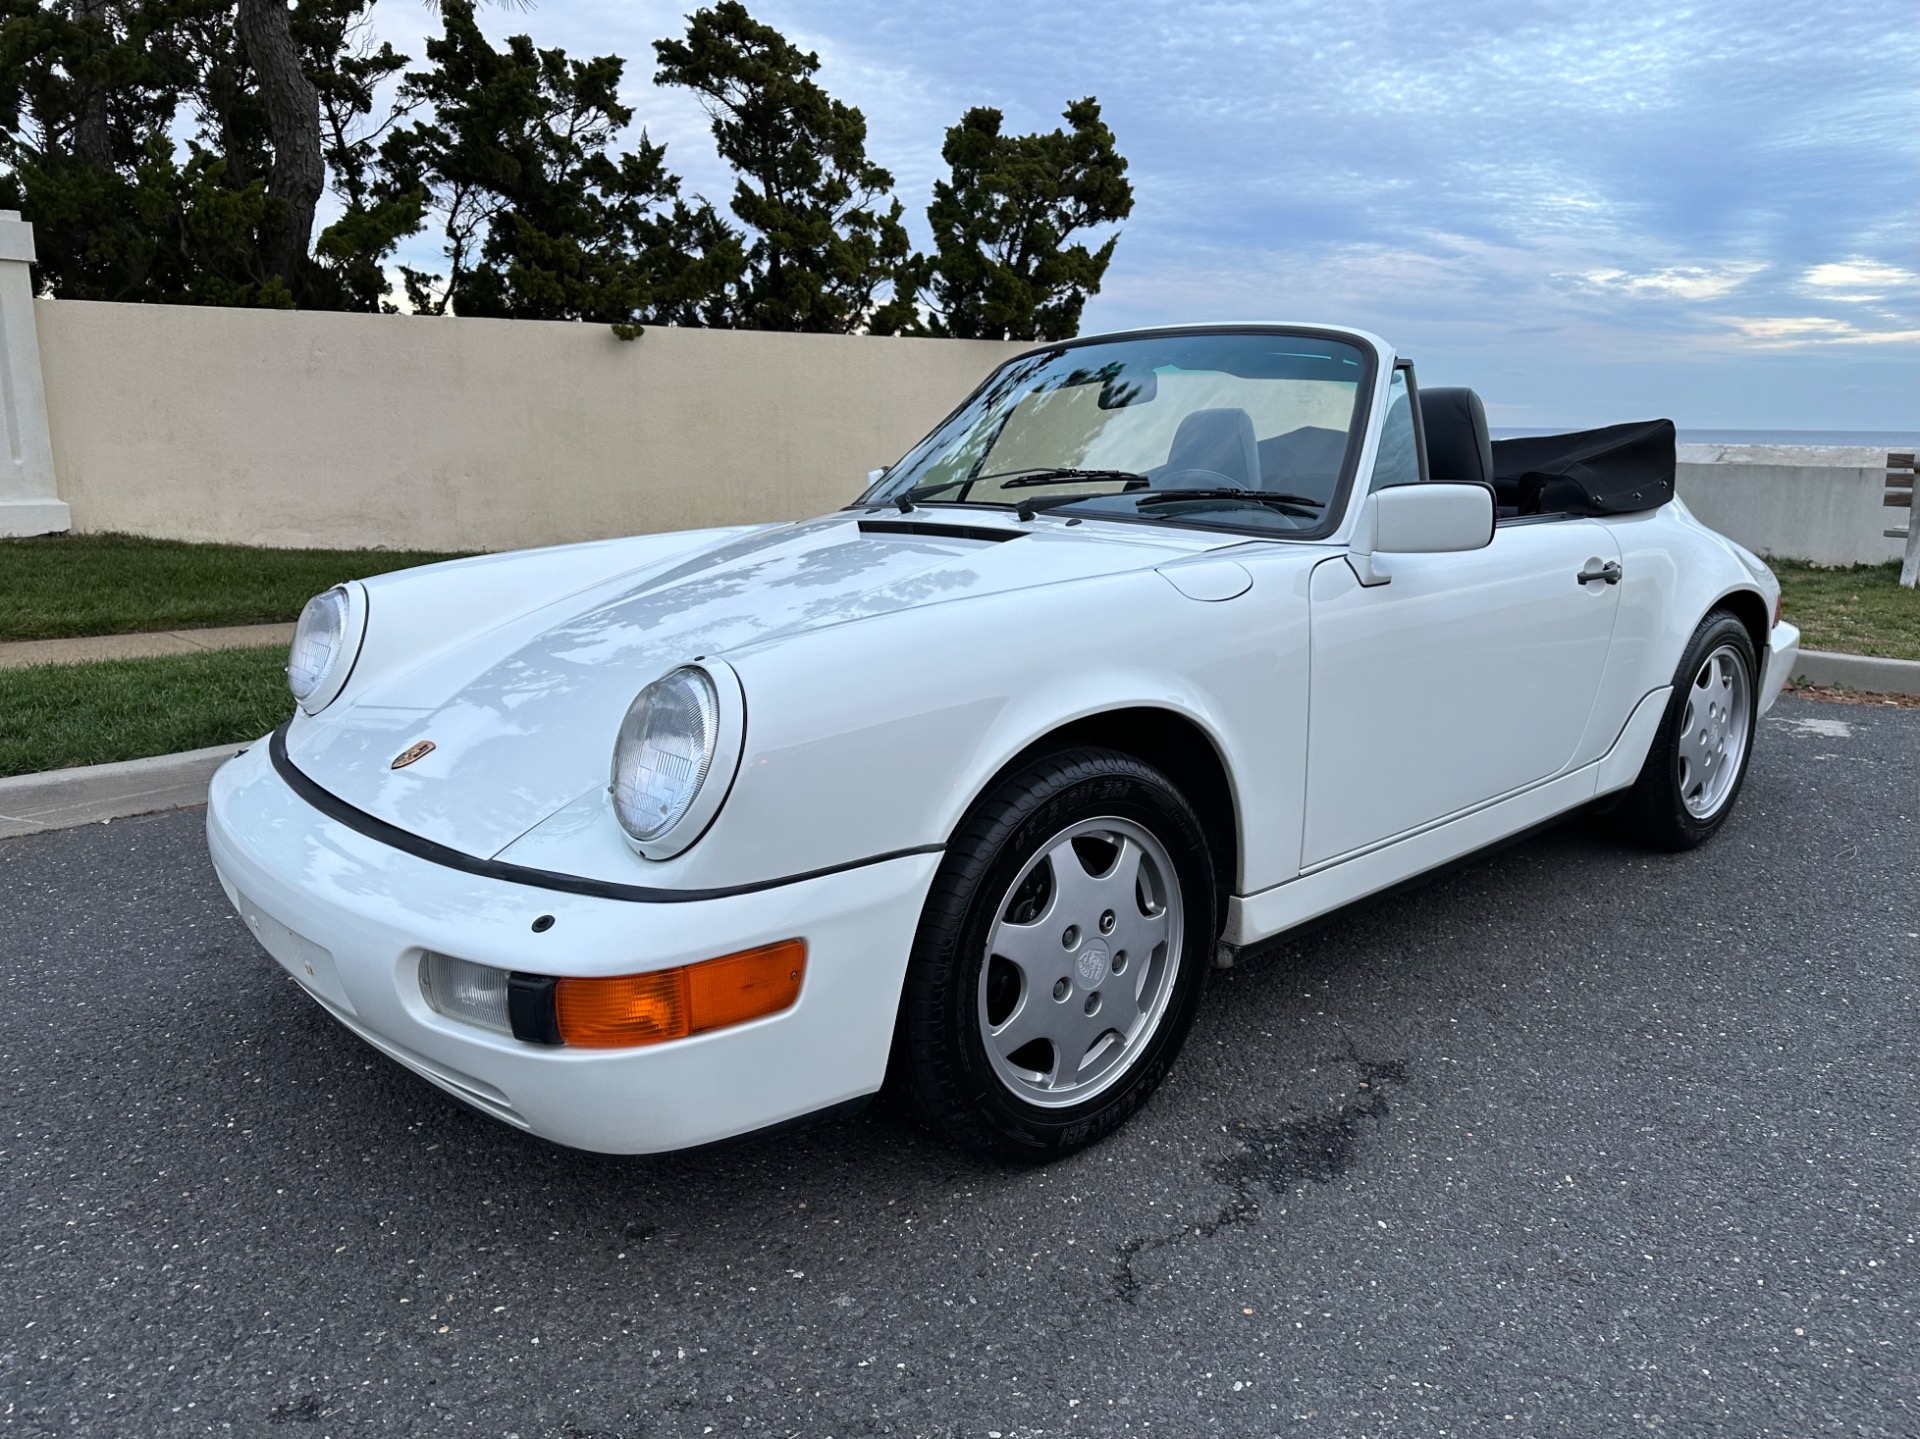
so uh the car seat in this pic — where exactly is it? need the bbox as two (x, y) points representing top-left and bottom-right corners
(1419, 387), (1496, 500)
(1164, 408), (1260, 489)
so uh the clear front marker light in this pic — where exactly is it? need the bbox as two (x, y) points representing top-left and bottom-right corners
(420, 952), (512, 1035)
(288, 587), (351, 704)
(611, 666), (720, 843)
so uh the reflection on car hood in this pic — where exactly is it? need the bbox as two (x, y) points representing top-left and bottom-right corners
(284, 511), (1230, 858)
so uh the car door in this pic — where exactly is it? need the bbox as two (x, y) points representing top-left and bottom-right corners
(1302, 520), (1623, 865)
(1300, 373), (1622, 869)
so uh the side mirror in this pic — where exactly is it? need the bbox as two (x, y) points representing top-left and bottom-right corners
(1346, 482), (1495, 587)
(866, 468), (888, 486)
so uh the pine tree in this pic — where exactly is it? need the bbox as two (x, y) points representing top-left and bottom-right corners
(0, 1), (1136, 335)
(653, 1), (912, 333)
(0, 0), (422, 307)
(920, 99), (1133, 341)
(383, 0), (742, 329)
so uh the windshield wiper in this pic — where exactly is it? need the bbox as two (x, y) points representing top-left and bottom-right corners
(1127, 488), (1322, 519)
(900, 467), (1151, 504)
(989, 467), (1151, 489)
(896, 470), (1326, 521)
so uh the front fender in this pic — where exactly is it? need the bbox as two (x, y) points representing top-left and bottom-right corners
(494, 556), (1320, 898)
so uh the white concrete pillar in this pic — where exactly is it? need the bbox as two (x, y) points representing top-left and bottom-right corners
(0, 211), (67, 537)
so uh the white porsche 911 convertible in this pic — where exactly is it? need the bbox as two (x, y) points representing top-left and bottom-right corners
(207, 323), (1799, 1160)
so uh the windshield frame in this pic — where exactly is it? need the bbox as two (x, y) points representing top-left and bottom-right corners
(856, 324), (1384, 543)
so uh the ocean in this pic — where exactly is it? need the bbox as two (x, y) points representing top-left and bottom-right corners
(1491, 428), (1919, 448)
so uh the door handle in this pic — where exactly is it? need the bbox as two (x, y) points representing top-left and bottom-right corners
(1577, 558), (1622, 586)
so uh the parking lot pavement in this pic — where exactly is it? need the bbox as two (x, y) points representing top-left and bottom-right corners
(0, 693), (1912, 1439)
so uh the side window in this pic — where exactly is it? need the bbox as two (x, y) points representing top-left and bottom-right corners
(1368, 369), (1421, 492)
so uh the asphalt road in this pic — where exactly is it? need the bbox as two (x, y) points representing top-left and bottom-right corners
(2, 694), (1913, 1439)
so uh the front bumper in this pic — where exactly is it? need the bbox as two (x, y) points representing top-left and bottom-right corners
(205, 741), (939, 1153)
(1761, 620), (1800, 715)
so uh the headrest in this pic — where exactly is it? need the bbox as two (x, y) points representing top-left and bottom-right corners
(1166, 408), (1260, 489)
(1420, 387), (1493, 488)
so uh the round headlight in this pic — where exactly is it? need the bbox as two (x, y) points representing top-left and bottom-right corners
(611, 667), (722, 844)
(288, 587), (351, 703)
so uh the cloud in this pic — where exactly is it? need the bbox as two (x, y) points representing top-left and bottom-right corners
(1721, 315), (1920, 346)
(1801, 260), (1918, 302)
(1574, 264), (1767, 302)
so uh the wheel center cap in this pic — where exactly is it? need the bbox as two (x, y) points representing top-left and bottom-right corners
(1076, 941), (1110, 987)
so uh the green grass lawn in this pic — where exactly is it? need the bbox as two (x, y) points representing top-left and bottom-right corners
(0, 646), (292, 778)
(1772, 560), (1918, 662)
(0, 533), (471, 641)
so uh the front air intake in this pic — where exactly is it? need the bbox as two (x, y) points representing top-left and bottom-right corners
(856, 519), (1027, 543)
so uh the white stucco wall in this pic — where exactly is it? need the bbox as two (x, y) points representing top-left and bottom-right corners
(33, 299), (1028, 551)
(23, 297), (1909, 563)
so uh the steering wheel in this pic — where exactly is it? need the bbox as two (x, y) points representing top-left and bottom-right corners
(1156, 467), (1244, 491)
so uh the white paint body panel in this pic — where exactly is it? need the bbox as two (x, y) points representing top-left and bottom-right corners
(1303, 520), (1622, 867)
(207, 740), (937, 1153)
(1760, 622), (1800, 715)
(207, 323), (1795, 1154)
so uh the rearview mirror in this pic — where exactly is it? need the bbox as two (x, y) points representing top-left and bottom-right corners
(1346, 483), (1495, 587)
(1098, 370), (1157, 409)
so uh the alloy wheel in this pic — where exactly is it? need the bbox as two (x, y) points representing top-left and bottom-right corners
(1679, 642), (1751, 819)
(976, 817), (1184, 1108)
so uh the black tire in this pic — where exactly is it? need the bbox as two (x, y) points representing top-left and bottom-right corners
(1615, 608), (1759, 851)
(895, 747), (1216, 1161)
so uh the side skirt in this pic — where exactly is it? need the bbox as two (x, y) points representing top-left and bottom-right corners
(1224, 685), (1670, 948)
(1220, 801), (1602, 968)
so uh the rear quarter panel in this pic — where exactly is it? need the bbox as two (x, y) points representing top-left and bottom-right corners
(1574, 503), (1772, 764)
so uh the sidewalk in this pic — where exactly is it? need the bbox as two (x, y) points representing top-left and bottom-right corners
(0, 622), (294, 669)
(0, 741), (251, 839)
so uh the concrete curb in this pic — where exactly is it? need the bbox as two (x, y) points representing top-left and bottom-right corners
(0, 622), (295, 670)
(0, 740), (252, 840)
(1793, 648), (1920, 698)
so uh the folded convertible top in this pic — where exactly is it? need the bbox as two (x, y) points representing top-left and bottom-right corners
(1490, 419), (1675, 517)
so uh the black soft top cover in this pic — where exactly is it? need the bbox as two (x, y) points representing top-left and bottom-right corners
(1490, 419), (1675, 516)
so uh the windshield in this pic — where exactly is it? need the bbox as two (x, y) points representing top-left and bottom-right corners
(862, 331), (1373, 536)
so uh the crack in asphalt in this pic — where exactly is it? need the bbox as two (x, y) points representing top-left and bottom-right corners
(1111, 1050), (1408, 1304)
(266, 1393), (328, 1424)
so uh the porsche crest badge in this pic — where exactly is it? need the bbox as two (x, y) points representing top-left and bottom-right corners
(391, 740), (436, 770)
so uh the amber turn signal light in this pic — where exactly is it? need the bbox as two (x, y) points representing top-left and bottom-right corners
(553, 940), (805, 1049)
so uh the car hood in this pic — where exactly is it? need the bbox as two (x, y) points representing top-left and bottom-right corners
(284, 512), (1232, 858)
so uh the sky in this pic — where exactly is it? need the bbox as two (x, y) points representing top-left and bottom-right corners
(367, 0), (1919, 431)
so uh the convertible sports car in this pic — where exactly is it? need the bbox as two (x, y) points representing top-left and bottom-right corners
(207, 323), (1800, 1160)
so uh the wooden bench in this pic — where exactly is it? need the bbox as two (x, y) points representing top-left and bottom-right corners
(1887, 451), (1917, 587)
